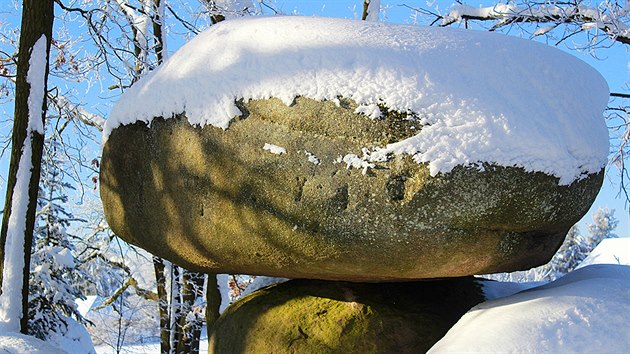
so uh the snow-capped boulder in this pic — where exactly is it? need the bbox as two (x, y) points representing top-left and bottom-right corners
(208, 277), (487, 353)
(100, 17), (607, 281)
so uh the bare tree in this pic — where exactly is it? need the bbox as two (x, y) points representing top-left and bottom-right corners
(362, 0), (381, 21)
(0, 0), (55, 333)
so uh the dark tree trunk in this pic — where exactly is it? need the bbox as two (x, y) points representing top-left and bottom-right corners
(149, 8), (172, 352)
(151, 0), (166, 64)
(0, 0), (54, 334)
(153, 257), (171, 354)
(361, 0), (370, 20)
(175, 270), (205, 354)
(205, 274), (221, 339)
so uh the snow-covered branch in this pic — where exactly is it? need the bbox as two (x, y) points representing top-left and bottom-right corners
(93, 277), (159, 310)
(438, 1), (630, 45)
(49, 94), (105, 132)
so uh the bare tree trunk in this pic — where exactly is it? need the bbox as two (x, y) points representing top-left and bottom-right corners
(361, 0), (370, 20)
(205, 274), (221, 338)
(175, 270), (204, 354)
(148, 4), (173, 351)
(0, 0), (54, 334)
(153, 257), (171, 354)
(151, 0), (166, 63)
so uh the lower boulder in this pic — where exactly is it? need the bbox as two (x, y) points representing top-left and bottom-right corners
(208, 277), (487, 354)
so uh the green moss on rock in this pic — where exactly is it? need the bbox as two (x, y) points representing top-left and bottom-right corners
(209, 277), (487, 354)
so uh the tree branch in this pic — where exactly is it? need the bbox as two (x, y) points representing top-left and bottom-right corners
(434, 2), (630, 45)
(611, 92), (630, 99)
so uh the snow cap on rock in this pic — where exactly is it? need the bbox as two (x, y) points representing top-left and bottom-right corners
(105, 16), (609, 185)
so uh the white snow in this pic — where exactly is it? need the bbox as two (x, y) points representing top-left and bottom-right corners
(0, 136), (33, 330)
(262, 143), (286, 155)
(533, 25), (555, 36)
(354, 103), (382, 119)
(429, 264), (630, 353)
(479, 279), (543, 300)
(76, 296), (97, 318)
(48, 246), (76, 269)
(336, 149), (375, 174)
(0, 332), (68, 354)
(0, 35), (47, 332)
(441, 3), (630, 44)
(0, 35), (49, 330)
(578, 237), (630, 268)
(303, 150), (320, 165)
(46, 316), (96, 354)
(105, 17), (608, 185)
(26, 35), (47, 135)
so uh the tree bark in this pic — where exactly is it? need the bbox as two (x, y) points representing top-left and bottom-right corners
(175, 270), (204, 354)
(0, 0), (54, 334)
(361, 0), (370, 20)
(205, 274), (221, 339)
(153, 257), (171, 354)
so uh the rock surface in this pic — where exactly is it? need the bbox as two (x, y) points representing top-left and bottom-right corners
(100, 97), (603, 281)
(208, 277), (487, 354)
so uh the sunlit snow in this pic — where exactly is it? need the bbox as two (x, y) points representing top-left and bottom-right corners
(105, 16), (609, 185)
(430, 264), (630, 353)
(262, 143), (286, 155)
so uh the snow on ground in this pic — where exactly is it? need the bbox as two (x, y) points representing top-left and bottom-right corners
(105, 16), (608, 185)
(0, 316), (95, 354)
(430, 264), (630, 353)
(578, 237), (630, 268)
(89, 239), (630, 353)
(46, 316), (96, 354)
(76, 296), (97, 318)
(0, 331), (68, 354)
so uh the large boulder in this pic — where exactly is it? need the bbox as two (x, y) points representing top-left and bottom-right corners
(208, 277), (487, 354)
(101, 97), (603, 281)
(100, 17), (608, 281)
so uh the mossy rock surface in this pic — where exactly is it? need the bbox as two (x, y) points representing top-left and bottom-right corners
(209, 277), (487, 354)
(100, 97), (603, 281)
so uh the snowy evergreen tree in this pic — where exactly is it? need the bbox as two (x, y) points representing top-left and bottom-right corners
(544, 225), (585, 280)
(28, 133), (90, 340)
(586, 207), (619, 247)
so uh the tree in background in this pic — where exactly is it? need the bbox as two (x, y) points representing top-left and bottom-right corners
(586, 206), (620, 245)
(28, 130), (90, 340)
(0, 0), (55, 334)
(362, 0), (381, 20)
(548, 207), (619, 277)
